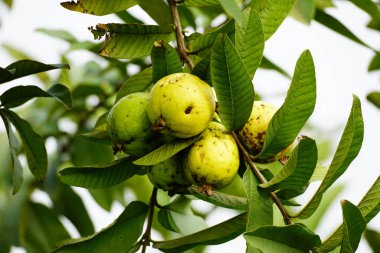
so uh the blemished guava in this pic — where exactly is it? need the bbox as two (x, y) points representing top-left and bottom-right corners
(107, 92), (159, 156)
(147, 155), (191, 195)
(184, 122), (240, 195)
(147, 73), (216, 138)
(238, 101), (292, 163)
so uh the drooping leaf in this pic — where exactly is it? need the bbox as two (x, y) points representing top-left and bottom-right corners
(317, 176), (380, 252)
(294, 96), (364, 219)
(184, 0), (219, 7)
(139, 0), (172, 26)
(260, 56), (291, 78)
(1, 109), (47, 181)
(151, 40), (183, 83)
(153, 213), (246, 252)
(19, 202), (71, 253)
(290, 0), (315, 24)
(60, 0), (138, 16)
(36, 28), (78, 43)
(367, 91), (380, 109)
(368, 53), (380, 71)
(244, 168), (273, 232)
(260, 137), (317, 198)
(244, 224), (322, 252)
(258, 50), (316, 161)
(217, 0), (243, 26)
(364, 229), (380, 253)
(116, 67), (153, 102)
(91, 23), (174, 59)
(211, 34), (254, 131)
(59, 157), (141, 189)
(158, 196), (208, 235)
(0, 113), (23, 194)
(347, 0), (380, 31)
(189, 186), (247, 210)
(235, 8), (264, 79)
(249, 0), (297, 40)
(0, 84), (72, 108)
(133, 136), (198, 166)
(0, 60), (69, 84)
(340, 200), (366, 253)
(53, 201), (149, 253)
(314, 9), (372, 49)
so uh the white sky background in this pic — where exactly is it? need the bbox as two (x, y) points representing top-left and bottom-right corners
(0, 1), (380, 252)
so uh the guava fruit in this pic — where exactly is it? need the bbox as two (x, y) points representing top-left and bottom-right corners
(107, 92), (159, 156)
(184, 122), (240, 195)
(147, 155), (191, 195)
(147, 73), (216, 138)
(238, 101), (292, 163)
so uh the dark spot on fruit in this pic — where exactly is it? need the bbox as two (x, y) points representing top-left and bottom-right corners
(200, 176), (206, 182)
(185, 106), (192, 114)
(126, 114), (129, 117)
(163, 94), (166, 97)
(256, 116), (260, 120)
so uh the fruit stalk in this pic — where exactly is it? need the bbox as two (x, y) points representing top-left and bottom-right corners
(167, 0), (194, 70)
(141, 187), (158, 253)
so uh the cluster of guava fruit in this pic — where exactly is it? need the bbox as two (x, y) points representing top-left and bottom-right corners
(107, 73), (290, 196)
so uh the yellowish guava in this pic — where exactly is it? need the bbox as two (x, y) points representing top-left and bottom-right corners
(147, 73), (216, 138)
(107, 92), (160, 156)
(147, 155), (191, 195)
(184, 122), (240, 195)
(238, 101), (292, 163)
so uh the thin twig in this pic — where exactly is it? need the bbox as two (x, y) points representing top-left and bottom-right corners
(141, 187), (158, 253)
(167, 0), (194, 70)
(232, 132), (293, 225)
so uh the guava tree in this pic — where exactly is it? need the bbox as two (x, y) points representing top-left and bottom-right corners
(0, 0), (380, 253)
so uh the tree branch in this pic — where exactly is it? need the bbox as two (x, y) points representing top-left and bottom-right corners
(232, 132), (293, 225)
(141, 187), (158, 253)
(167, 0), (194, 70)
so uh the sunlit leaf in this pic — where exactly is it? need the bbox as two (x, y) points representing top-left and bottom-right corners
(211, 34), (254, 131)
(60, 0), (138, 16)
(217, 0), (243, 26)
(290, 0), (315, 24)
(294, 96), (364, 219)
(367, 91), (380, 109)
(368, 53), (380, 71)
(53, 201), (149, 253)
(184, 0), (219, 7)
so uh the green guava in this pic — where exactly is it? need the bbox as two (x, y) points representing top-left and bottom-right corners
(184, 122), (240, 195)
(147, 73), (216, 138)
(238, 101), (292, 163)
(107, 92), (159, 156)
(147, 155), (191, 195)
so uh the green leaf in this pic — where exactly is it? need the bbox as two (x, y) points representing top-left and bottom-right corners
(290, 0), (315, 24)
(211, 34), (254, 131)
(1, 109), (47, 181)
(139, 0), (172, 26)
(189, 186), (247, 210)
(0, 84), (72, 108)
(0, 60), (69, 84)
(258, 50), (316, 161)
(347, 0), (380, 31)
(53, 201), (149, 253)
(36, 28), (78, 43)
(19, 202), (71, 253)
(60, 0), (138, 16)
(364, 229), (380, 253)
(260, 137), (317, 198)
(91, 23), (174, 59)
(314, 0), (334, 9)
(153, 213), (246, 252)
(116, 68), (153, 102)
(217, 0), (243, 26)
(235, 8), (264, 79)
(158, 196), (208, 235)
(340, 200), (366, 253)
(367, 91), (380, 109)
(244, 224), (322, 252)
(59, 157), (141, 189)
(133, 137), (198, 166)
(244, 168), (273, 232)
(314, 9), (371, 49)
(151, 40), (183, 83)
(317, 176), (380, 252)
(0, 113), (23, 194)
(260, 56), (291, 78)
(191, 53), (212, 84)
(249, 0), (296, 40)
(80, 130), (112, 145)
(184, 0), (219, 7)
(294, 95), (364, 219)
(368, 53), (380, 71)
